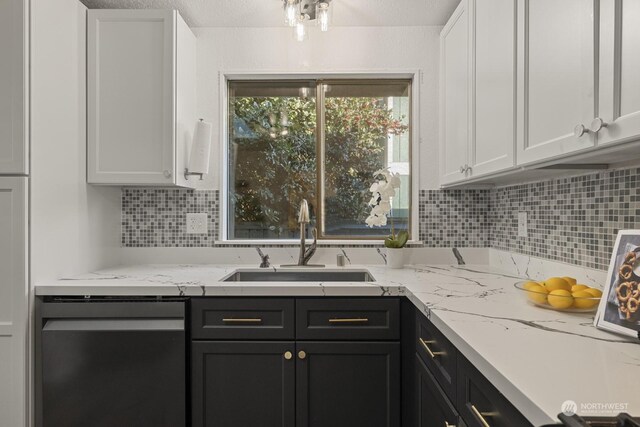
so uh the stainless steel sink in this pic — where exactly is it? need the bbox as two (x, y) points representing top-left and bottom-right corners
(222, 269), (376, 282)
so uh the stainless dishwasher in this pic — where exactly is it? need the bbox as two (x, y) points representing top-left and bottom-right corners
(36, 298), (186, 427)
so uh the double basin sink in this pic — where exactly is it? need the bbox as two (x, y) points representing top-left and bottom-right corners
(222, 269), (376, 282)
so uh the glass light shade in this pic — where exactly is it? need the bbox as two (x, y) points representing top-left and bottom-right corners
(294, 20), (307, 42)
(285, 1), (297, 26)
(316, 2), (330, 32)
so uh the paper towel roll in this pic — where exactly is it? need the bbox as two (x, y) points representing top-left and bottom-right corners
(188, 120), (212, 174)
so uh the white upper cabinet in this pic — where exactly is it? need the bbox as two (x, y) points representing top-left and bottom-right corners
(88, 10), (197, 186)
(468, 0), (516, 177)
(516, 0), (598, 165)
(0, 0), (28, 175)
(439, 0), (470, 185)
(596, 0), (640, 146)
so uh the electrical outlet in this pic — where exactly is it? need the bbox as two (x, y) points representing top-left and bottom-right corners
(518, 212), (528, 238)
(186, 213), (208, 234)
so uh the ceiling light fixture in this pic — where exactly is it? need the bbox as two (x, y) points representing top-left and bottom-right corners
(283, 0), (332, 41)
(316, 2), (330, 32)
(284, 0), (298, 26)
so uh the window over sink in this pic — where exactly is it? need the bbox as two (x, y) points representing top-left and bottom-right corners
(226, 79), (412, 241)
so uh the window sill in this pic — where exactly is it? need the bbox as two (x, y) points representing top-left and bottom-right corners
(214, 239), (424, 246)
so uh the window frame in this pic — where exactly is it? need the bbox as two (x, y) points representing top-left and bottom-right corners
(219, 72), (421, 245)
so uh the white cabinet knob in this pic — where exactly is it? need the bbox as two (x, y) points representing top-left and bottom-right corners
(574, 124), (590, 138)
(590, 117), (608, 132)
(163, 170), (172, 179)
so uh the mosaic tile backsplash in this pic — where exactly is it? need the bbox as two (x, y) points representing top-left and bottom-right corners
(419, 189), (490, 247)
(122, 188), (219, 247)
(121, 166), (640, 271)
(489, 167), (640, 270)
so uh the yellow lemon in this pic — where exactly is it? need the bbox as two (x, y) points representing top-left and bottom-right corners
(547, 289), (574, 309)
(563, 277), (578, 286)
(543, 277), (572, 292)
(527, 284), (549, 304)
(522, 281), (540, 291)
(572, 290), (599, 309)
(584, 287), (603, 298)
(571, 284), (589, 292)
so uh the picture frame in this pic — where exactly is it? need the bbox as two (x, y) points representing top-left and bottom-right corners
(594, 230), (640, 339)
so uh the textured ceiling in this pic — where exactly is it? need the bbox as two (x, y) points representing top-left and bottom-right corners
(79, 0), (460, 28)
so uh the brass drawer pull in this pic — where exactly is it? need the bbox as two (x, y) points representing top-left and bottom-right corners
(222, 318), (263, 323)
(444, 422), (456, 427)
(418, 337), (446, 358)
(470, 404), (496, 427)
(328, 318), (369, 323)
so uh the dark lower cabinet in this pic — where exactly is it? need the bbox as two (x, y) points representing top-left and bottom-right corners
(416, 354), (458, 427)
(457, 356), (533, 427)
(296, 342), (401, 427)
(190, 298), (402, 427)
(413, 311), (533, 427)
(191, 341), (295, 427)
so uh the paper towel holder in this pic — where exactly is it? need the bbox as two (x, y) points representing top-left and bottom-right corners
(184, 119), (212, 180)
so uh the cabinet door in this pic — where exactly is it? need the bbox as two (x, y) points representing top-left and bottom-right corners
(416, 355), (458, 427)
(440, 1), (470, 185)
(0, 178), (27, 427)
(468, 0), (516, 177)
(0, 0), (28, 174)
(296, 342), (400, 427)
(192, 341), (295, 427)
(516, 0), (597, 165)
(88, 10), (176, 185)
(597, 0), (640, 145)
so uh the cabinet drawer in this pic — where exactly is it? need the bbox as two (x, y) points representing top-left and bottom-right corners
(296, 298), (400, 340)
(191, 298), (294, 340)
(457, 356), (532, 427)
(416, 354), (458, 427)
(416, 312), (457, 403)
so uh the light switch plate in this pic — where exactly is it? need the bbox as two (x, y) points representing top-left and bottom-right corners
(518, 212), (528, 238)
(186, 213), (208, 234)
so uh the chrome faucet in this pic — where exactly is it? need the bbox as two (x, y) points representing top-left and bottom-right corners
(282, 199), (324, 267)
(297, 199), (317, 266)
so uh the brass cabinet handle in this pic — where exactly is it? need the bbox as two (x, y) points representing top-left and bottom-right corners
(328, 318), (369, 323)
(284, 351), (293, 360)
(470, 404), (496, 427)
(418, 338), (446, 358)
(444, 422), (456, 427)
(298, 350), (307, 360)
(222, 318), (263, 323)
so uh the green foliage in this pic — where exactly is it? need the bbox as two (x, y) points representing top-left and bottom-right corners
(384, 230), (409, 249)
(230, 94), (408, 235)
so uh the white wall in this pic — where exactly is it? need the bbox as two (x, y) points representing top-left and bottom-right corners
(192, 25), (442, 191)
(31, 0), (121, 284)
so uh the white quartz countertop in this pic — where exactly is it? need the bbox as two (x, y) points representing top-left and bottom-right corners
(36, 264), (640, 425)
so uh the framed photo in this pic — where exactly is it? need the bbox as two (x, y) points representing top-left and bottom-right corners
(594, 230), (640, 339)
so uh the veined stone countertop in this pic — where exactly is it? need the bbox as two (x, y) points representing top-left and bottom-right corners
(36, 263), (640, 426)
